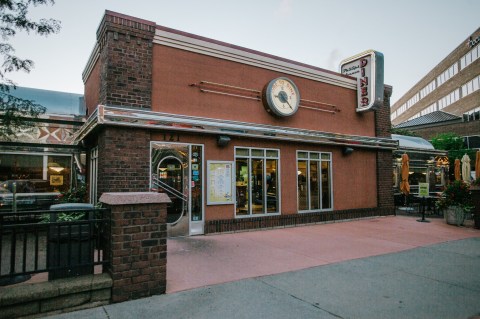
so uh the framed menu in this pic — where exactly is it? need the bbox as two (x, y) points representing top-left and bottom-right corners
(207, 161), (234, 205)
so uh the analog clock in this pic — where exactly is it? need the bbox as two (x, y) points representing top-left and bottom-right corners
(262, 77), (300, 117)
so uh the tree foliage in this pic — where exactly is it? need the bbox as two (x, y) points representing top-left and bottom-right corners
(0, 0), (60, 139)
(390, 126), (418, 137)
(431, 132), (476, 180)
(430, 132), (464, 151)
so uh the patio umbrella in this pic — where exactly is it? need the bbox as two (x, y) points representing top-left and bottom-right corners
(476, 150), (480, 179)
(400, 153), (410, 195)
(454, 158), (461, 181)
(461, 153), (471, 182)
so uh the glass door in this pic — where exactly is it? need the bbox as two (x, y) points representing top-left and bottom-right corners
(151, 142), (204, 237)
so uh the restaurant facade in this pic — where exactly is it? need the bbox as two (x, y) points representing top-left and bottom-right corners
(78, 11), (397, 236)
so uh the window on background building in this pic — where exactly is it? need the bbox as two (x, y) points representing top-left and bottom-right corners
(463, 106), (480, 122)
(465, 135), (480, 149)
(420, 102), (437, 116)
(461, 75), (480, 98)
(406, 93), (419, 109)
(420, 80), (436, 99)
(297, 151), (332, 212)
(437, 63), (458, 87)
(461, 45), (480, 70)
(0, 153), (72, 211)
(235, 147), (279, 217)
(438, 89), (460, 110)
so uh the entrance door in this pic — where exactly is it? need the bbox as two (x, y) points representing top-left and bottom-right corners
(151, 142), (204, 237)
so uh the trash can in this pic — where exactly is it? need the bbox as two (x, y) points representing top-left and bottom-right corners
(47, 203), (95, 280)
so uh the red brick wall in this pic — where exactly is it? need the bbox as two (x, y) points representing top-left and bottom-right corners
(84, 60), (101, 116)
(97, 127), (151, 197)
(101, 200), (167, 302)
(151, 44), (376, 137)
(96, 12), (155, 110)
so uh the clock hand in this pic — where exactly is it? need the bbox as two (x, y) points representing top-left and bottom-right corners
(284, 100), (293, 110)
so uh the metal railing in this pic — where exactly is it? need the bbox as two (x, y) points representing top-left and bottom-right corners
(152, 175), (187, 202)
(0, 207), (109, 285)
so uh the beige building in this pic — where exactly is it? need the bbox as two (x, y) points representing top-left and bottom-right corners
(391, 27), (480, 127)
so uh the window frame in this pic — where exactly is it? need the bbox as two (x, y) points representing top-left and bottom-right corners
(234, 146), (281, 218)
(296, 150), (333, 213)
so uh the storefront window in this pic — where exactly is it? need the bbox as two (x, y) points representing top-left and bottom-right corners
(0, 153), (72, 211)
(235, 147), (279, 217)
(297, 151), (332, 212)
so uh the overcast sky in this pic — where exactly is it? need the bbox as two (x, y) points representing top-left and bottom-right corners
(6, 0), (480, 104)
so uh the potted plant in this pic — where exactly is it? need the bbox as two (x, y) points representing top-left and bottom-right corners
(436, 180), (473, 226)
(470, 178), (480, 229)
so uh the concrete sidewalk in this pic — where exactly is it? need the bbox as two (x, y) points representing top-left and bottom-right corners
(46, 216), (480, 319)
(166, 216), (479, 293)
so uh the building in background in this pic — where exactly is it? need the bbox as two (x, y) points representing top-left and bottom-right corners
(390, 27), (479, 148)
(0, 87), (86, 211)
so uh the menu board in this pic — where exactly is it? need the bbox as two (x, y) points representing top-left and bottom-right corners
(207, 161), (234, 205)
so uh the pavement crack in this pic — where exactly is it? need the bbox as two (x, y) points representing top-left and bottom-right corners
(102, 306), (111, 319)
(257, 278), (344, 319)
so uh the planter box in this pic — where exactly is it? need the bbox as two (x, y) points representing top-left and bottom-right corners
(444, 206), (465, 226)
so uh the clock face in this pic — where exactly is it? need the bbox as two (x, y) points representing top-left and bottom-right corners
(263, 77), (300, 117)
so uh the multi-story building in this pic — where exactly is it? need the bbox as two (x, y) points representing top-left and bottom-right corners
(391, 27), (480, 131)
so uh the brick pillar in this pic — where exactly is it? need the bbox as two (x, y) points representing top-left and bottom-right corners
(96, 11), (155, 110)
(99, 192), (170, 303)
(96, 126), (151, 198)
(375, 85), (394, 212)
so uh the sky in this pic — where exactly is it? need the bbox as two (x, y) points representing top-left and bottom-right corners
(6, 0), (480, 104)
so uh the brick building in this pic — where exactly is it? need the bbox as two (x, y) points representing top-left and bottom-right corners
(79, 11), (396, 236)
(391, 27), (480, 149)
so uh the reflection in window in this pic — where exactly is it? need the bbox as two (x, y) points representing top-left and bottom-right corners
(297, 151), (332, 212)
(0, 153), (72, 211)
(235, 148), (279, 217)
(0, 153), (71, 193)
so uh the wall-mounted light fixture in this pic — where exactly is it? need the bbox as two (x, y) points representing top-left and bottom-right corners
(217, 135), (231, 147)
(342, 147), (354, 156)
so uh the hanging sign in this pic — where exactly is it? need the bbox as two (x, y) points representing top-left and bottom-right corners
(340, 50), (384, 112)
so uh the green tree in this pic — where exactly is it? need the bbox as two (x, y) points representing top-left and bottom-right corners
(430, 132), (464, 151)
(390, 126), (418, 137)
(0, 0), (60, 139)
(431, 132), (476, 181)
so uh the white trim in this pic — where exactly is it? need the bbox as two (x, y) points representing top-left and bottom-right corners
(153, 29), (356, 90)
(82, 43), (100, 83)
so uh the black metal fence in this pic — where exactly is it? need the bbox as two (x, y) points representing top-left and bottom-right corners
(0, 207), (109, 285)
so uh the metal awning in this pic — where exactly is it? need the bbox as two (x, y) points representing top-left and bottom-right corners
(74, 105), (399, 150)
(392, 134), (447, 156)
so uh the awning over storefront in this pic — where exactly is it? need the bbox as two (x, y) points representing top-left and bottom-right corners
(74, 105), (399, 151)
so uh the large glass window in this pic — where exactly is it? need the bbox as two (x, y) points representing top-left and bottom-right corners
(0, 153), (72, 211)
(235, 147), (279, 217)
(297, 151), (332, 212)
